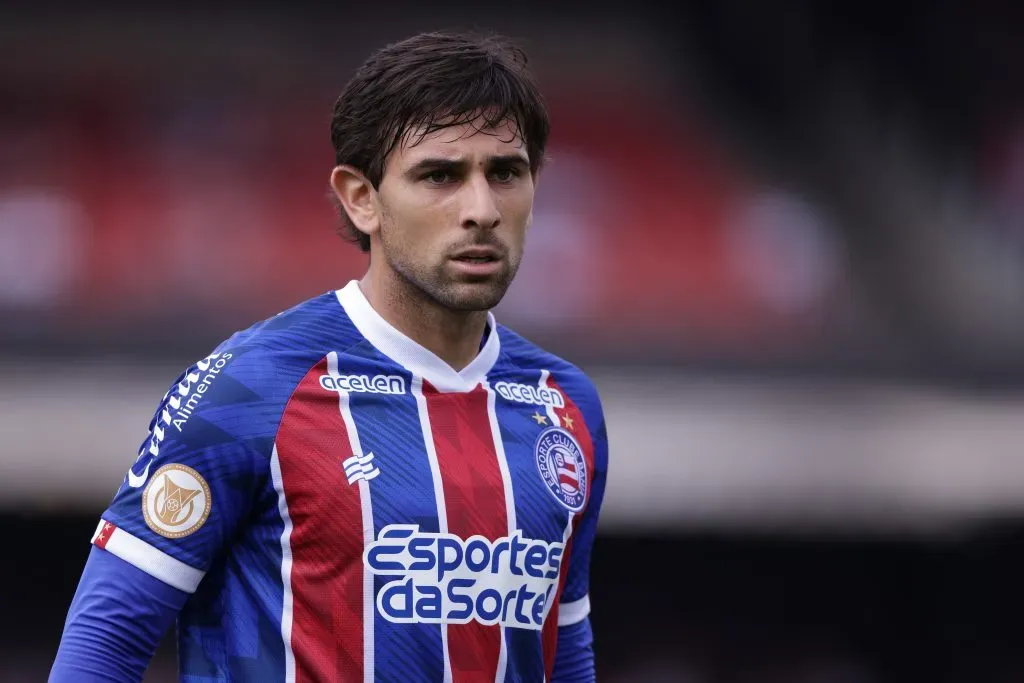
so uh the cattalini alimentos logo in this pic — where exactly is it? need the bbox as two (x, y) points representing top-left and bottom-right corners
(142, 463), (212, 539)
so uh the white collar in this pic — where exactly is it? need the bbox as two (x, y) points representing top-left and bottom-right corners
(335, 280), (500, 393)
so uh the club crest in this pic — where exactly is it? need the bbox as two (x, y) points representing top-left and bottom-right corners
(534, 427), (588, 512)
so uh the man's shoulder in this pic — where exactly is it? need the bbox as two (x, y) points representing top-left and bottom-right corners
(496, 323), (602, 408)
(216, 290), (354, 355)
(212, 287), (365, 364)
(123, 290), (364, 501)
(162, 290), (364, 425)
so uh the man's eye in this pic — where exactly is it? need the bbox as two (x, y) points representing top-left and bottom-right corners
(491, 167), (520, 182)
(424, 170), (452, 184)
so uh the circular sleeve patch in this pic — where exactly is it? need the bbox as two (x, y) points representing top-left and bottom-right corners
(142, 463), (212, 539)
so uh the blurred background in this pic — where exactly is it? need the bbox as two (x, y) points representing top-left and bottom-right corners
(2, 1), (1024, 681)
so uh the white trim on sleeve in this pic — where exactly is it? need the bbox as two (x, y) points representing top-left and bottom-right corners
(558, 594), (591, 626)
(91, 519), (205, 593)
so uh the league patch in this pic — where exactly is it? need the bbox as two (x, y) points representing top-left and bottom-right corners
(142, 464), (212, 539)
(534, 427), (588, 512)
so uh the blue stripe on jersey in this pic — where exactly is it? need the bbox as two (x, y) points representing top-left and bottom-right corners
(503, 627), (543, 683)
(488, 367), (562, 683)
(227, 492), (290, 677)
(340, 342), (445, 683)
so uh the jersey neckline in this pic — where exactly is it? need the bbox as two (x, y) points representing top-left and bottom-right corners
(335, 280), (500, 393)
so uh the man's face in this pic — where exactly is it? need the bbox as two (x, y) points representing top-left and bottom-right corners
(374, 117), (536, 312)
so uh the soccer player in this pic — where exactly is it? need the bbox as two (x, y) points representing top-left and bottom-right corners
(51, 31), (608, 682)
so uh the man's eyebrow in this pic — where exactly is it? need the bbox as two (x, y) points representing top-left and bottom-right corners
(406, 157), (466, 173)
(405, 154), (530, 174)
(487, 154), (530, 167)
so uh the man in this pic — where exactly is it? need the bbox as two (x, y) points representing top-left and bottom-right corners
(51, 31), (608, 682)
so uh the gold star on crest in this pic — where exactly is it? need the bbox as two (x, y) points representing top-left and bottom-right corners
(532, 412), (548, 425)
(562, 413), (575, 431)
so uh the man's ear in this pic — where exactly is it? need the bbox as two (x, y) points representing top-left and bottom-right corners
(330, 165), (379, 238)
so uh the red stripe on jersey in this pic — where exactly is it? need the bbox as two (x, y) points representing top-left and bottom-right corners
(541, 378), (597, 681)
(276, 357), (364, 682)
(423, 381), (507, 683)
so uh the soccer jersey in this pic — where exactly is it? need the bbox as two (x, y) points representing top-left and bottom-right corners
(91, 280), (609, 682)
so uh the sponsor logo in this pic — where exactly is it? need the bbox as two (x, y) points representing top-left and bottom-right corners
(320, 373), (406, 395)
(126, 352), (233, 489)
(494, 381), (564, 408)
(535, 427), (588, 512)
(364, 525), (564, 631)
(142, 464), (212, 539)
(343, 452), (380, 484)
(169, 353), (233, 433)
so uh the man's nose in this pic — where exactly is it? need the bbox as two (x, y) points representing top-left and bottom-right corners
(459, 174), (501, 230)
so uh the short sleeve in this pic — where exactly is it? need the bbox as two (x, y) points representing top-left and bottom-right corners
(93, 347), (269, 594)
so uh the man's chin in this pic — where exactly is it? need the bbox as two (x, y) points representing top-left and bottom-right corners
(435, 280), (511, 312)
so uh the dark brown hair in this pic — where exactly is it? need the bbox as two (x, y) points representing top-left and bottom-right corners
(330, 31), (551, 252)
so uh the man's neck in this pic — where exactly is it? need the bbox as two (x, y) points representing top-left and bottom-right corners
(358, 270), (489, 373)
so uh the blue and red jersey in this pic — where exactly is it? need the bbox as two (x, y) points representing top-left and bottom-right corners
(82, 280), (608, 682)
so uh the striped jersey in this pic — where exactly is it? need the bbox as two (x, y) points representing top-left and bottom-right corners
(91, 280), (609, 682)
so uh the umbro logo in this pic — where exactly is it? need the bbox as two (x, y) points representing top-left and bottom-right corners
(343, 452), (380, 485)
(127, 461), (152, 489)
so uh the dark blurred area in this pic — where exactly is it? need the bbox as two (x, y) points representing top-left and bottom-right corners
(2, 2), (1023, 681)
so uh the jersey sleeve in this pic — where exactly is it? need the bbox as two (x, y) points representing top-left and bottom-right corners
(560, 382), (609, 626)
(93, 346), (270, 594)
(50, 546), (189, 682)
(551, 618), (596, 682)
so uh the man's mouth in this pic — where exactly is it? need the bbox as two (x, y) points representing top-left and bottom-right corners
(455, 255), (496, 263)
(449, 246), (505, 277)
(450, 247), (503, 263)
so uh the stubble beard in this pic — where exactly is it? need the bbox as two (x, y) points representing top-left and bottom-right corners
(387, 245), (520, 313)
(379, 223), (521, 314)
